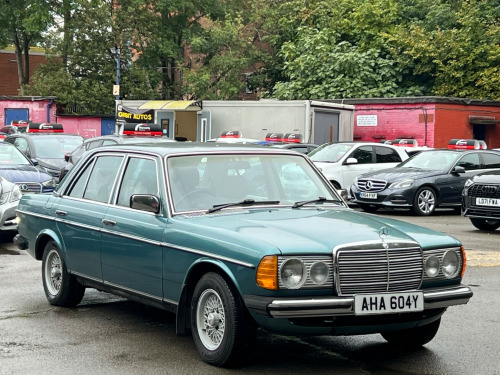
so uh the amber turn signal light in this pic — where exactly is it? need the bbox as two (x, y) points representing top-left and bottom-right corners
(461, 246), (467, 278)
(256, 255), (278, 290)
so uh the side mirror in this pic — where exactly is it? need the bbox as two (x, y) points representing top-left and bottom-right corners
(452, 166), (465, 174)
(345, 157), (358, 165)
(31, 159), (39, 166)
(64, 153), (70, 162)
(130, 194), (161, 214)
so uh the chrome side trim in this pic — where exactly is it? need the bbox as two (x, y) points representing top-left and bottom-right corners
(55, 218), (101, 232)
(161, 241), (255, 269)
(16, 209), (56, 222)
(102, 280), (166, 304)
(71, 271), (102, 284)
(71, 271), (177, 306)
(101, 227), (161, 246)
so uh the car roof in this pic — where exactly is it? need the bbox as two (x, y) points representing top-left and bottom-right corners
(89, 141), (300, 157)
(83, 134), (174, 143)
(6, 133), (83, 138)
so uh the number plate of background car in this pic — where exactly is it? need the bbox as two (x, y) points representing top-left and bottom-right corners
(476, 198), (500, 207)
(354, 292), (424, 315)
(360, 192), (377, 199)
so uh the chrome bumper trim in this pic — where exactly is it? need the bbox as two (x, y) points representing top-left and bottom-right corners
(266, 285), (473, 318)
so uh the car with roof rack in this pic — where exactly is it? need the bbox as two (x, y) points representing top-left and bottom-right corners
(4, 123), (83, 183)
(59, 123), (175, 181)
(309, 141), (410, 197)
(14, 142), (472, 367)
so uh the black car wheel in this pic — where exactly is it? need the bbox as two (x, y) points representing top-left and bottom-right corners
(191, 272), (256, 367)
(42, 240), (85, 306)
(381, 318), (441, 347)
(470, 218), (500, 231)
(356, 202), (379, 212)
(412, 187), (436, 216)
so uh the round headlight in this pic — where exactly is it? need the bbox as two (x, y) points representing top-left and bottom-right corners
(442, 250), (460, 278)
(425, 255), (440, 277)
(280, 258), (306, 289)
(310, 261), (329, 285)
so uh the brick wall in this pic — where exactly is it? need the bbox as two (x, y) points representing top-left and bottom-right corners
(353, 101), (500, 149)
(0, 50), (48, 95)
(353, 103), (436, 147)
(434, 104), (500, 149)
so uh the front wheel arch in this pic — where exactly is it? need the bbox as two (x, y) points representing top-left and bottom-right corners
(329, 180), (341, 190)
(176, 260), (245, 337)
(412, 185), (440, 216)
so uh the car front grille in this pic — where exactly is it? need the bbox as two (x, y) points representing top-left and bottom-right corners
(16, 182), (42, 193)
(467, 184), (500, 200)
(335, 243), (423, 296)
(357, 179), (387, 192)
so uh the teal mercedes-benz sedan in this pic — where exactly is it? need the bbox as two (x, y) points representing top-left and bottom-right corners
(14, 142), (473, 367)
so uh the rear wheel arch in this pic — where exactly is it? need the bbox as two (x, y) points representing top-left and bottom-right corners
(330, 180), (341, 190)
(35, 232), (63, 261)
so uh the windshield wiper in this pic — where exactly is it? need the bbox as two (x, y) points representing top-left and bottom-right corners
(207, 199), (280, 213)
(292, 196), (342, 208)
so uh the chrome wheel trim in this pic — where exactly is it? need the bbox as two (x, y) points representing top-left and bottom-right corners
(417, 189), (435, 214)
(196, 288), (225, 350)
(44, 249), (62, 296)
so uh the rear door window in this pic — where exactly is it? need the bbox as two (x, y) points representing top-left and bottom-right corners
(349, 146), (373, 164)
(375, 146), (402, 163)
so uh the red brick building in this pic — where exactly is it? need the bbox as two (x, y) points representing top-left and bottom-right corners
(0, 48), (49, 95)
(329, 97), (500, 149)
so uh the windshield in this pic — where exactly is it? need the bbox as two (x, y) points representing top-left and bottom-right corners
(0, 144), (31, 165)
(398, 150), (461, 170)
(31, 136), (83, 159)
(308, 143), (353, 162)
(168, 153), (339, 212)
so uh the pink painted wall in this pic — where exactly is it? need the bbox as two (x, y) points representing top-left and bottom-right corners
(353, 103), (436, 147)
(56, 116), (102, 139)
(0, 98), (57, 125)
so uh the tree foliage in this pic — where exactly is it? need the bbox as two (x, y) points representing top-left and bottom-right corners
(0, 0), (53, 94)
(14, 0), (500, 108)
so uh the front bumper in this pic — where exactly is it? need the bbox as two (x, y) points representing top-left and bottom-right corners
(350, 185), (415, 208)
(0, 200), (19, 231)
(245, 284), (472, 319)
(462, 196), (500, 220)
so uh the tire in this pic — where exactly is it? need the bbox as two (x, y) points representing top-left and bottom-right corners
(470, 218), (500, 231)
(381, 318), (441, 348)
(412, 187), (436, 216)
(191, 272), (256, 367)
(42, 240), (85, 307)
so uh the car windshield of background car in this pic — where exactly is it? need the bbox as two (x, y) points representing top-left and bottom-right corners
(308, 143), (353, 162)
(31, 136), (83, 159)
(398, 150), (461, 170)
(0, 144), (31, 165)
(168, 154), (338, 212)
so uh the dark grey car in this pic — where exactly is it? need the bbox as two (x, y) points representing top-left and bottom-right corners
(350, 149), (500, 215)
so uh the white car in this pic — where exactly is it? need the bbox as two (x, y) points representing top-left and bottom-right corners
(309, 142), (410, 196)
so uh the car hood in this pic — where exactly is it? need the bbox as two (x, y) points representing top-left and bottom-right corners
(171, 208), (459, 261)
(471, 170), (500, 183)
(0, 165), (52, 183)
(359, 167), (446, 182)
(36, 158), (66, 170)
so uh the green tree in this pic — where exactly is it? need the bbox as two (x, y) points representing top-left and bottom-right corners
(0, 0), (52, 94)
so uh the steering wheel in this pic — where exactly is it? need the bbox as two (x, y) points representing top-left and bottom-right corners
(175, 189), (216, 210)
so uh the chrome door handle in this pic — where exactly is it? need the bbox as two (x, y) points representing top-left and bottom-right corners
(102, 219), (116, 226)
(55, 210), (67, 216)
